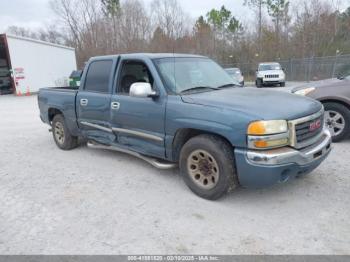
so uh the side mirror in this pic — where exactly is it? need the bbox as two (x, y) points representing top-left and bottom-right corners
(130, 82), (158, 98)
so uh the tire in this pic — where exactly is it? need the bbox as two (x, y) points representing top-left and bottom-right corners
(256, 79), (263, 88)
(280, 82), (286, 87)
(179, 134), (239, 200)
(52, 114), (78, 150)
(324, 102), (350, 142)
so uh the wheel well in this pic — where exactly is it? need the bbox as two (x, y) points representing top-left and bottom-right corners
(320, 99), (350, 111)
(48, 108), (63, 122)
(172, 128), (233, 162)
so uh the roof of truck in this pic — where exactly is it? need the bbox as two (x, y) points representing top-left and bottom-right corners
(89, 53), (207, 61)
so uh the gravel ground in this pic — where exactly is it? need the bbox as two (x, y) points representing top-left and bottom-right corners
(0, 94), (349, 255)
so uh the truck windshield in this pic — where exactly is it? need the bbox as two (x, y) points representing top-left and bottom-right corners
(154, 57), (238, 94)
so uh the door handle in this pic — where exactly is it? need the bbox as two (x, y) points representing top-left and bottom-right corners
(80, 99), (88, 106)
(111, 102), (120, 110)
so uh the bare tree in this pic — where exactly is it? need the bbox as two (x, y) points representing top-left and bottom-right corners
(118, 0), (151, 52)
(44, 0), (350, 68)
(150, 0), (188, 44)
(50, 0), (102, 64)
(7, 25), (65, 45)
(244, 0), (266, 51)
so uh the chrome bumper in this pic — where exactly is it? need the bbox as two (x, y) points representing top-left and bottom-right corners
(246, 129), (332, 166)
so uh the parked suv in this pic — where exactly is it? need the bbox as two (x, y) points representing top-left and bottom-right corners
(256, 62), (286, 87)
(225, 68), (244, 86)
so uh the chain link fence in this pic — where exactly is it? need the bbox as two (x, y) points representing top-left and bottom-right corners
(221, 54), (350, 82)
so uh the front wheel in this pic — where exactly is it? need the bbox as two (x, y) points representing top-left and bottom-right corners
(256, 78), (263, 88)
(52, 114), (78, 150)
(324, 102), (350, 142)
(280, 82), (286, 87)
(179, 135), (239, 200)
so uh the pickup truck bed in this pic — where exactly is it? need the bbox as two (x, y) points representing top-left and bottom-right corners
(39, 87), (79, 137)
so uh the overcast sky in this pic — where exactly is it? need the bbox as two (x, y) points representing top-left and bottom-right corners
(0, 0), (349, 33)
(0, 0), (249, 32)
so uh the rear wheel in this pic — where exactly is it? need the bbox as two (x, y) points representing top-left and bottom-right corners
(179, 134), (239, 200)
(52, 114), (78, 150)
(324, 102), (350, 142)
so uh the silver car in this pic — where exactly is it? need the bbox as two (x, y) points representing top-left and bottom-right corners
(225, 68), (244, 87)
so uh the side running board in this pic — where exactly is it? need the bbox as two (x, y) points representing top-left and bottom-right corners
(87, 141), (177, 170)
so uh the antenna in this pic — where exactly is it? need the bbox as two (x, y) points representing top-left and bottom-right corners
(173, 39), (176, 93)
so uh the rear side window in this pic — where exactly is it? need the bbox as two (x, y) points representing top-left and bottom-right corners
(84, 60), (113, 93)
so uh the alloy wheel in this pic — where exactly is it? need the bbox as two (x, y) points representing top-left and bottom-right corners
(325, 110), (346, 137)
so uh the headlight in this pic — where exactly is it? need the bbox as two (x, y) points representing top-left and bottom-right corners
(247, 120), (289, 149)
(294, 87), (315, 96)
(248, 120), (288, 135)
(248, 136), (289, 149)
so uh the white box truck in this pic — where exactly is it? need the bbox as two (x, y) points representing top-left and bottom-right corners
(0, 34), (77, 95)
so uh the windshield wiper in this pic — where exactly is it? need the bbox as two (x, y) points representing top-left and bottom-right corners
(180, 86), (219, 94)
(217, 83), (238, 89)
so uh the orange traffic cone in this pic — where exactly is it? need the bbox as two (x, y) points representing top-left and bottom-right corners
(17, 89), (22, 96)
(26, 87), (30, 96)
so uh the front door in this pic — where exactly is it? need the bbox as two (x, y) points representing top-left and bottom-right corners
(110, 59), (166, 158)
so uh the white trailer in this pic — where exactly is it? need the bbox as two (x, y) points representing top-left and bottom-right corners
(0, 34), (77, 95)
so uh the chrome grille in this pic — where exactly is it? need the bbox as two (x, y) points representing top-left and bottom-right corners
(289, 109), (325, 149)
(295, 116), (324, 144)
(265, 74), (279, 78)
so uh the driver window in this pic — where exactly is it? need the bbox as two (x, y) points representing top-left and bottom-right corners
(117, 60), (154, 95)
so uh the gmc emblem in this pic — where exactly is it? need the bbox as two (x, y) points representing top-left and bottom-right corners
(310, 119), (322, 132)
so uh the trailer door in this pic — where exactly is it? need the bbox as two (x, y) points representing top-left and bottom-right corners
(0, 35), (14, 95)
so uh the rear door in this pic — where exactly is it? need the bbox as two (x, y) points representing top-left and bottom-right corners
(76, 59), (116, 144)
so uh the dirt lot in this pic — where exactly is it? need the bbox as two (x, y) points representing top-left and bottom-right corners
(0, 94), (349, 255)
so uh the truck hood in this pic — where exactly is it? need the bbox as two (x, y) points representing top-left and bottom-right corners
(181, 88), (322, 121)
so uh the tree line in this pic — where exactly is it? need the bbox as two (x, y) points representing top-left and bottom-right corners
(7, 0), (350, 68)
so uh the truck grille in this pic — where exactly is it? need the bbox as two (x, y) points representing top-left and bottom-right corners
(289, 109), (325, 149)
(265, 74), (279, 78)
(295, 116), (324, 144)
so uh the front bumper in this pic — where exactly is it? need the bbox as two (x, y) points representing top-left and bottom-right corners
(235, 129), (332, 188)
(263, 79), (285, 84)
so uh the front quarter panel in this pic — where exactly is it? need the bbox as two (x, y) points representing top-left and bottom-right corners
(165, 95), (254, 159)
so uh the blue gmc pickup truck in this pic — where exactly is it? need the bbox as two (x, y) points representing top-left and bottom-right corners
(38, 53), (332, 200)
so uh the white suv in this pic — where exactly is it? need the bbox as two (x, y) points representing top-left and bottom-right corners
(256, 62), (286, 87)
